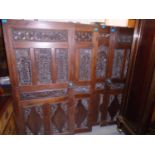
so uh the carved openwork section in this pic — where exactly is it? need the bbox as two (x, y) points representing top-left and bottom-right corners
(124, 49), (130, 78)
(74, 86), (90, 94)
(107, 94), (122, 122)
(79, 48), (92, 80)
(97, 94), (104, 123)
(96, 46), (108, 78)
(20, 89), (67, 100)
(12, 29), (68, 42)
(75, 98), (89, 128)
(118, 35), (133, 43)
(95, 83), (105, 90)
(112, 49), (124, 79)
(110, 83), (124, 90)
(15, 48), (32, 85)
(35, 48), (52, 83)
(55, 48), (68, 82)
(75, 31), (92, 42)
(51, 103), (68, 134)
(24, 105), (44, 134)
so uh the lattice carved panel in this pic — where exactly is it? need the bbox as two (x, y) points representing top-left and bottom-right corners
(107, 94), (122, 122)
(96, 46), (108, 78)
(15, 48), (32, 85)
(35, 48), (52, 83)
(75, 31), (92, 42)
(12, 29), (68, 42)
(24, 105), (44, 135)
(79, 49), (92, 80)
(20, 89), (67, 100)
(51, 103), (68, 134)
(75, 98), (89, 129)
(55, 48), (68, 82)
(112, 49), (124, 79)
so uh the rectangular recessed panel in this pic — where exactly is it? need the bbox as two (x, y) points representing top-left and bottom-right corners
(79, 48), (92, 81)
(35, 48), (52, 83)
(15, 48), (32, 85)
(12, 29), (68, 42)
(55, 48), (68, 82)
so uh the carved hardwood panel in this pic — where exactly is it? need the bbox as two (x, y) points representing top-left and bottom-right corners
(75, 98), (89, 129)
(15, 48), (32, 85)
(79, 48), (92, 80)
(24, 105), (44, 135)
(35, 48), (52, 83)
(107, 94), (122, 122)
(96, 45), (108, 78)
(75, 31), (92, 42)
(50, 103), (68, 134)
(12, 29), (68, 42)
(55, 48), (68, 82)
(112, 49), (124, 79)
(20, 89), (67, 100)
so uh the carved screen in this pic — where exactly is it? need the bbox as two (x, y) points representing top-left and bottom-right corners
(79, 48), (92, 80)
(75, 31), (92, 42)
(50, 102), (69, 134)
(12, 29), (68, 42)
(15, 48), (32, 85)
(55, 48), (68, 82)
(35, 48), (52, 83)
(112, 49), (124, 79)
(96, 45), (108, 78)
(24, 105), (44, 135)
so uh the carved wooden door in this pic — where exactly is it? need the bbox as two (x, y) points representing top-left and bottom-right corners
(2, 20), (77, 134)
(93, 27), (134, 126)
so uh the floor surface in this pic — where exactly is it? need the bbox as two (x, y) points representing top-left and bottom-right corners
(76, 125), (125, 135)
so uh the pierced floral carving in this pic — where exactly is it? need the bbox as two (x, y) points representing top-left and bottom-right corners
(15, 48), (32, 85)
(79, 48), (92, 80)
(35, 48), (52, 83)
(20, 89), (67, 100)
(12, 29), (68, 42)
(55, 48), (68, 82)
(75, 31), (92, 42)
(74, 86), (90, 94)
(96, 46), (108, 78)
(112, 49), (124, 79)
(95, 83), (105, 90)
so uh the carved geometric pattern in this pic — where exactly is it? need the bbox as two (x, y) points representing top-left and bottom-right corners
(107, 94), (122, 121)
(118, 35), (133, 43)
(24, 105), (44, 135)
(98, 94), (104, 123)
(20, 89), (67, 100)
(35, 48), (52, 83)
(75, 31), (92, 42)
(15, 48), (32, 85)
(79, 48), (92, 80)
(51, 103), (68, 134)
(75, 98), (89, 128)
(74, 86), (90, 94)
(124, 49), (130, 78)
(112, 49), (124, 79)
(12, 29), (68, 42)
(95, 83), (105, 90)
(96, 46), (108, 78)
(55, 48), (68, 82)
